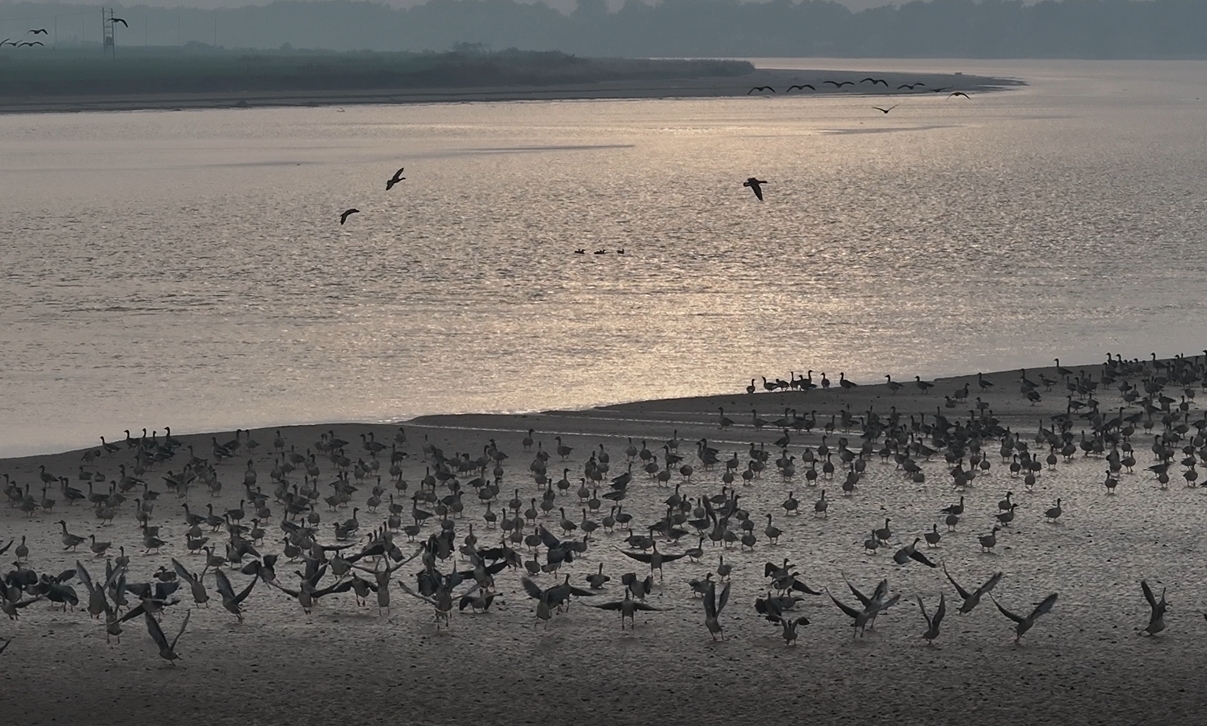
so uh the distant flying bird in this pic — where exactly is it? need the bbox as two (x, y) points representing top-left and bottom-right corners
(898, 82), (925, 90)
(823, 80), (854, 88)
(748, 86), (775, 95)
(872, 105), (899, 114)
(339, 208), (359, 225)
(860, 77), (888, 87)
(17, 41), (43, 47)
(385, 167), (406, 191)
(786, 84), (815, 93)
(28, 29), (48, 35)
(931, 87), (951, 93)
(111, 17), (128, 27)
(0, 39), (13, 46)
(949, 92), (971, 99)
(743, 177), (768, 201)
(144, 609), (191, 664)
(1140, 580), (1168, 636)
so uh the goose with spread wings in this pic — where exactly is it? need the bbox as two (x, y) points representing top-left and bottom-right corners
(619, 542), (686, 580)
(992, 592), (1058, 643)
(144, 609), (190, 665)
(386, 167), (406, 191)
(916, 593), (946, 644)
(589, 590), (668, 629)
(703, 579), (731, 640)
(214, 569), (257, 622)
(944, 565), (1002, 614)
(1140, 580), (1168, 635)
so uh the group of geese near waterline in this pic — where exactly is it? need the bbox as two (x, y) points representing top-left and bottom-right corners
(4, 350), (1207, 663)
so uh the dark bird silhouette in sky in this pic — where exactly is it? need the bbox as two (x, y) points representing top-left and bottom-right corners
(340, 209), (360, 225)
(949, 92), (971, 99)
(28, 29), (48, 35)
(861, 77), (889, 87)
(872, 105), (899, 114)
(17, 41), (43, 47)
(748, 86), (775, 95)
(898, 82), (925, 90)
(385, 167), (406, 190)
(0, 39), (14, 46)
(786, 84), (815, 93)
(824, 80), (854, 88)
(111, 17), (128, 27)
(743, 177), (768, 201)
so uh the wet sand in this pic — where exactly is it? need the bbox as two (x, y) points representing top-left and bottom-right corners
(1, 357), (1203, 726)
(0, 68), (1018, 114)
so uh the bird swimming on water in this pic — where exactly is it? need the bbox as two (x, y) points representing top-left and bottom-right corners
(743, 177), (768, 201)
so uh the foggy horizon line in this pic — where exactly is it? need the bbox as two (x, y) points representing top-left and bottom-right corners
(1, 0), (1205, 58)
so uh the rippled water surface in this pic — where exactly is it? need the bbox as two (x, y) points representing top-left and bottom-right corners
(2, 59), (1206, 456)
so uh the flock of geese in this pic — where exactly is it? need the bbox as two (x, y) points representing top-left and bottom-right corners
(0, 29), (48, 48)
(747, 76), (973, 114)
(0, 351), (1201, 662)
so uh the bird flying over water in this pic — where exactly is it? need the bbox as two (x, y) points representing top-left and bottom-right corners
(786, 84), (815, 93)
(17, 41), (42, 47)
(340, 208), (359, 225)
(385, 167), (406, 190)
(898, 82), (925, 90)
(748, 86), (775, 95)
(823, 80), (854, 88)
(873, 105), (899, 114)
(949, 92), (971, 99)
(743, 177), (768, 201)
(28, 28), (48, 34)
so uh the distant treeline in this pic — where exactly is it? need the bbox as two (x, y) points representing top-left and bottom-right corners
(0, 0), (1205, 58)
(0, 48), (752, 95)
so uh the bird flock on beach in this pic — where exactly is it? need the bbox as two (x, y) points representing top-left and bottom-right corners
(3, 350), (1203, 661)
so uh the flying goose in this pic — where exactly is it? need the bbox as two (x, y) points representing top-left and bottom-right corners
(992, 593), (1058, 643)
(943, 565), (1002, 613)
(144, 609), (191, 664)
(916, 593), (945, 644)
(1140, 580), (1168, 635)
(589, 590), (668, 630)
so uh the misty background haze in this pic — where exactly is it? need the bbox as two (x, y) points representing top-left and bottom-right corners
(0, 0), (1203, 58)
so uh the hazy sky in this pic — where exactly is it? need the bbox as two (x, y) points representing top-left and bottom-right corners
(1, 0), (1014, 11)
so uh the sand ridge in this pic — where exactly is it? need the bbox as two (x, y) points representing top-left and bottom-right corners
(1, 356), (1205, 725)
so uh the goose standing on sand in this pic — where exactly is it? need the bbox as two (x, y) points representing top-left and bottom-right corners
(743, 177), (768, 201)
(1140, 580), (1168, 635)
(978, 526), (1000, 553)
(1045, 499), (1063, 523)
(992, 593), (1057, 644)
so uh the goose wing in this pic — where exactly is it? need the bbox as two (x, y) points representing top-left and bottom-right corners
(214, 569), (237, 602)
(973, 571), (1004, 599)
(844, 575), (872, 607)
(117, 601), (148, 623)
(1028, 593), (1058, 620)
(75, 561), (95, 596)
(144, 610), (169, 651)
(942, 564), (972, 600)
(829, 592), (862, 619)
(169, 609), (191, 651)
(592, 600), (625, 611)
(933, 593), (946, 629)
(267, 579), (300, 599)
(1141, 580), (1157, 610)
(234, 574), (257, 605)
(619, 549), (653, 563)
(790, 578), (821, 595)
(171, 558), (197, 587)
(916, 595), (931, 627)
(717, 581), (731, 615)
(992, 596), (1025, 624)
(703, 581), (717, 619)
(909, 549), (938, 568)
(657, 552), (687, 563)
(396, 579), (436, 605)
(521, 577), (545, 600)
(633, 601), (668, 612)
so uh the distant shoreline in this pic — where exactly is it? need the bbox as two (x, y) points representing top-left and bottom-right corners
(0, 68), (1019, 115)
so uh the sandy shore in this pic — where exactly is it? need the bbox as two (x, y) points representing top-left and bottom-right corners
(0, 68), (1018, 114)
(2, 355), (1202, 725)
